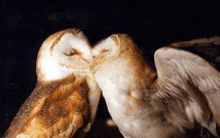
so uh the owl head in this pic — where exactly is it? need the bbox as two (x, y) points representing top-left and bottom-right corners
(91, 34), (156, 91)
(36, 28), (93, 83)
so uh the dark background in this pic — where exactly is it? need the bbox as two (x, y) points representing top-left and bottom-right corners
(1, 0), (220, 137)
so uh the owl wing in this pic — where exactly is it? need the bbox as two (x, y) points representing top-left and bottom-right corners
(168, 36), (220, 68)
(154, 46), (220, 133)
(4, 75), (101, 138)
(169, 36), (220, 48)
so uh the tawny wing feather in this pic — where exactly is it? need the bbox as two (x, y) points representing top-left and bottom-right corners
(170, 36), (220, 48)
(4, 75), (94, 138)
(169, 36), (220, 69)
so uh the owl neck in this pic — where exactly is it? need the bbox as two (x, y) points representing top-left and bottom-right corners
(93, 59), (156, 100)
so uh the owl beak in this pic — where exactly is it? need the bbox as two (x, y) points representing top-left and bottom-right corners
(90, 59), (98, 74)
(89, 54), (103, 74)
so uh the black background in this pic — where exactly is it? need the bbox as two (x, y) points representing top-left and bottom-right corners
(1, 0), (220, 137)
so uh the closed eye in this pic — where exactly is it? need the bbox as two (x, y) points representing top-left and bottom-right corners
(101, 49), (109, 53)
(64, 49), (81, 56)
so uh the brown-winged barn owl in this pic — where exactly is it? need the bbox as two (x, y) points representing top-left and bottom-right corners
(4, 28), (101, 138)
(91, 35), (220, 138)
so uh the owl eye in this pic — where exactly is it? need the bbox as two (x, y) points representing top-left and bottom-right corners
(101, 49), (109, 53)
(64, 49), (80, 56)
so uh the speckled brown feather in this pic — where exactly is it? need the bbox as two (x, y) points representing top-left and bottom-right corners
(4, 75), (91, 138)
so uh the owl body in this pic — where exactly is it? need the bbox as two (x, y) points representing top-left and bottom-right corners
(6, 76), (89, 138)
(91, 35), (220, 138)
(4, 29), (101, 138)
(92, 47), (180, 138)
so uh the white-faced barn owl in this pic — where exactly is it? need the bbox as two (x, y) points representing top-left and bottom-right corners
(90, 35), (220, 138)
(4, 28), (101, 138)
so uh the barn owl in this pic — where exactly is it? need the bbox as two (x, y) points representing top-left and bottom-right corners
(91, 35), (220, 137)
(4, 28), (101, 138)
